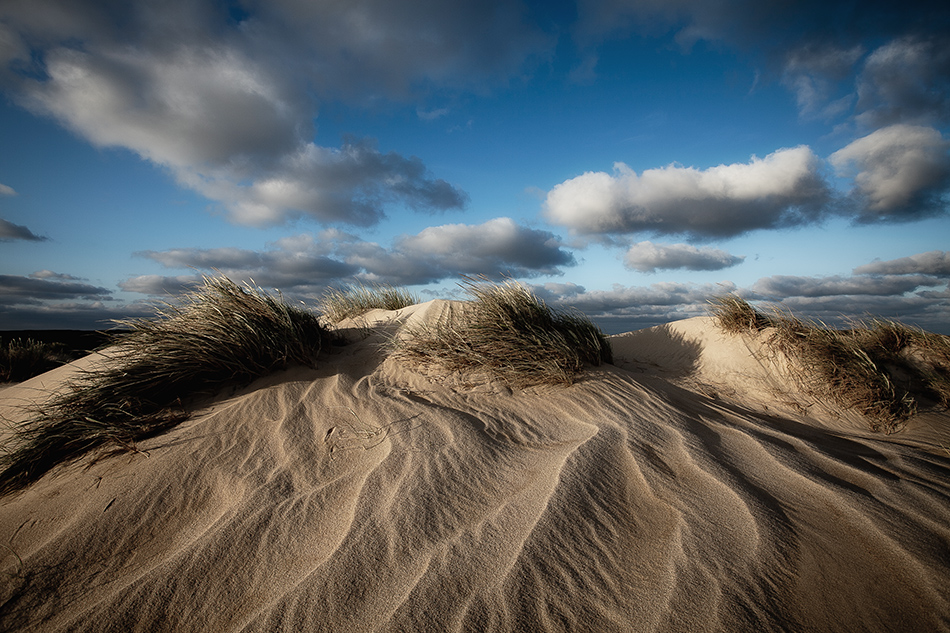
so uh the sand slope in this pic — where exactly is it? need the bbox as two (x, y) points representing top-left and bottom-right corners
(1, 305), (949, 632)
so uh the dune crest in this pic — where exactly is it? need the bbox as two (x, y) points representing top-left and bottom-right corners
(2, 306), (949, 632)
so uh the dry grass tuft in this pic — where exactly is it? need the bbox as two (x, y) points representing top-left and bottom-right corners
(318, 282), (419, 324)
(709, 294), (950, 433)
(0, 275), (330, 496)
(392, 276), (611, 387)
(0, 339), (70, 382)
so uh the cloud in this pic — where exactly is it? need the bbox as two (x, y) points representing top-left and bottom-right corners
(752, 274), (942, 299)
(0, 183), (16, 196)
(830, 125), (950, 221)
(118, 275), (201, 296)
(0, 274), (112, 303)
(853, 251), (950, 276)
(544, 146), (832, 239)
(856, 37), (950, 128)
(30, 270), (81, 280)
(623, 241), (744, 273)
(131, 218), (575, 292)
(781, 44), (863, 120)
(0, 218), (48, 241)
(1, 0), (553, 227)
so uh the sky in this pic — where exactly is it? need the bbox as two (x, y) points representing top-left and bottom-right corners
(1, 0), (949, 334)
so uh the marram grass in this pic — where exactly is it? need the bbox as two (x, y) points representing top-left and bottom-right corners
(393, 276), (612, 387)
(0, 338), (69, 382)
(318, 282), (419, 324)
(0, 275), (330, 496)
(709, 294), (950, 433)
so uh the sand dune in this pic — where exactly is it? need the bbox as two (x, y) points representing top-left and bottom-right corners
(2, 303), (949, 632)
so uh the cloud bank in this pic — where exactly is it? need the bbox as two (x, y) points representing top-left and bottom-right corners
(127, 218), (574, 294)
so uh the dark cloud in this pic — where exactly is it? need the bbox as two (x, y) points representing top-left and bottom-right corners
(545, 146), (833, 240)
(0, 218), (48, 241)
(855, 37), (950, 128)
(574, 0), (949, 58)
(0, 274), (112, 303)
(830, 125), (950, 222)
(854, 251), (950, 276)
(131, 218), (574, 292)
(624, 241), (743, 273)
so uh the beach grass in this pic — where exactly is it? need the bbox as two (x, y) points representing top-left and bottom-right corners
(393, 276), (612, 387)
(318, 282), (420, 324)
(709, 294), (950, 433)
(0, 275), (330, 496)
(0, 338), (70, 383)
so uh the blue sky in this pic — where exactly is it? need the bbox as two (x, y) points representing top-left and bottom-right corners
(1, 0), (949, 333)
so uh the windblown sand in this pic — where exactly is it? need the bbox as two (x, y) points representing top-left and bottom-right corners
(2, 302), (949, 632)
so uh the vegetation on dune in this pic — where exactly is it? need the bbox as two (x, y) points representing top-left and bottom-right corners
(0, 339), (70, 382)
(709, 294), (950, 433)
(392, 276), (612, 387)
(0, 275), (330, 496)
(318, 282), (420, 324)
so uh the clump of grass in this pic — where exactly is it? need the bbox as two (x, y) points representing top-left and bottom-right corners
(318, 282), (419, 324)
(0, 275), (330, 496)
(392, 276), (611, 387)
(709, 294), (950, 433)
(0, 339), (69, 382)
(708, 294), (779, 333)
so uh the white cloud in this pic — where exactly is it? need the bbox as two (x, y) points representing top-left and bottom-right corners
(0, 183), (16, 196)
(544, 146), (832, 239)
(623, 241), (744, 272)
(854, 251), (950, 276)
(830, 124), (950, 220)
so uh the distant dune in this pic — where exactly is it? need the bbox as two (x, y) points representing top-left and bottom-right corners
(1, 302), (948, 632)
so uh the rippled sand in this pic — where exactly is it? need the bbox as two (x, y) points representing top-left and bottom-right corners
(2, 304), (948, 632)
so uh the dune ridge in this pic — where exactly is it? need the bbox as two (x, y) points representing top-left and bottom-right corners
(1, 303), (949, 632)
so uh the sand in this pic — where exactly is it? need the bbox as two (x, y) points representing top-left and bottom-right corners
(1, 302), (949, 632)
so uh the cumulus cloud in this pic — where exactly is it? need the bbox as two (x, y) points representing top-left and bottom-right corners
(131, 217), (574, 292)
(1, 0), (552, 227)
(545, 146), (832, 239)
(854, 251), (950, 276)
(830, 125), (950, 221)
(623, 241), (743, 273)
(0, 218), (48, 241)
